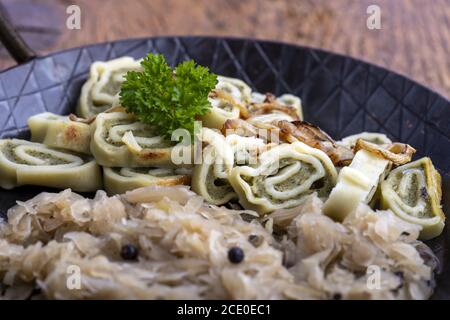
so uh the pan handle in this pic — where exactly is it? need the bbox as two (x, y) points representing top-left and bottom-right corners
(0, 4), (36, 64)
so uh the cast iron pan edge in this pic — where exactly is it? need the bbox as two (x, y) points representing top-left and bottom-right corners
(0, 16), (449, 299)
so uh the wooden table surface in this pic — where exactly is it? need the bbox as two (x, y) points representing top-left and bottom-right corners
(1, 0), (449, 98)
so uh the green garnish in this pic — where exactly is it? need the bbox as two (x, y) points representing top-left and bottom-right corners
(119, 53), (217, 138)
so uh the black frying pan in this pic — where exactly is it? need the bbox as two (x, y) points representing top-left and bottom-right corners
(0, 10), (449, 299)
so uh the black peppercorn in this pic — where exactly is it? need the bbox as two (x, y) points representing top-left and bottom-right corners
(121, 244), (139, 261)
(332, 293), (342, 300)
(228, 247), (245, 264)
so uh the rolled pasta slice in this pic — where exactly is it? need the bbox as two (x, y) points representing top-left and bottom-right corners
(90, 112), (188, 167)
(228, 141), (337, 214)
(272, 120), (354, 166)
(250, 92), (267, 104)
(191, 129), (267, 205)
(247, 93), (303, 123)
(222, 118), (282, 145)
(202, 91), (241, 130)
(337, 132), (392, 149)
(200, 76), (252, 129)
(77, 57), (142, 118)
(216, 76), (252, 104)
(28, 112), (91, 154)
(380, 157), (445, 240)
(247, 113), (294, 124)
(0, 139), (101, 191)
(191, 143), (235, 205)
(104, 167), (191, 195)
(323, 149), (391, 221)
(277, 94), (303, 120)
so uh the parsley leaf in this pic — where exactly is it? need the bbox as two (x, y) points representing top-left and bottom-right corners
(119, 53), (217, 139)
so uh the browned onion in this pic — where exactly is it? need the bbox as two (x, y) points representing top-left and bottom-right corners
(354, 138), (416, 165)
(247, 93), (300, 120)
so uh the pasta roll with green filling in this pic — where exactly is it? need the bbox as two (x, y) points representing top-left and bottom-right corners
(200, 76), (252, 129)
(28, 112), (91, 154)
(104, 167), (191, 195)
(0, 139), (101, 191)
(323, 149), (391, 221)
(248, 92), (303, 124)
(337, 132), (392, 149)
(77, 57), (142, 118)
(277, 94), (303, 118)
(380, 157), (445, 240)
(228, 141), (338, 214)
(247, 112), (294, 124)
(90, 112), (189, 167)
(191, 130), (235, 205)
(215, 76), (252, 104)
(191, 129), (267, 205)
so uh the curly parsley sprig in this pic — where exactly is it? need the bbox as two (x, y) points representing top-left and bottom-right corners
(119, 53), (217, 138)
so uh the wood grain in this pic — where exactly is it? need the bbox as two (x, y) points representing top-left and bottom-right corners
(0, 0), (449, 98)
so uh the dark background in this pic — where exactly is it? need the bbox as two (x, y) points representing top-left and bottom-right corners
(0, 0), (449, 98)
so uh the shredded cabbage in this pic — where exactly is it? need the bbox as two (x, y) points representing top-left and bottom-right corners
(0, 186), (437, 299)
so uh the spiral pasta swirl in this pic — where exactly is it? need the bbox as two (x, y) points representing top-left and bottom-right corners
(77, 57), (141, 118)
(0, 139), (101, 191)
(191, 144), (235, 205)
(104, 167), (191, 195)
(228, 141), (337, 214)
(248, 92), (303, 124)
(200, 76), (252, 129)
(90, 112), (186, 167)
(192, 129), (267, 205)
(28, 112), (91, 154)
(337, 132), (392, 149)
(381, 157), (445, 240)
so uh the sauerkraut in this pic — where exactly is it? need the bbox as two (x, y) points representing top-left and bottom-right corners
(0, 185), (438, 299)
